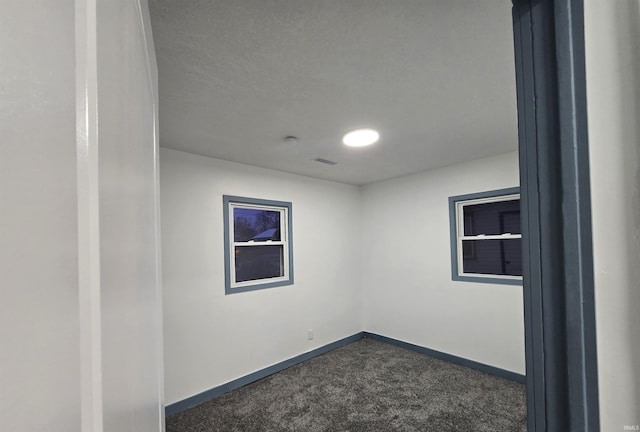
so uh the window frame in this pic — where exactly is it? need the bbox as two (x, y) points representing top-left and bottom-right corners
(448, 187), (522, 285)
(223, 195), (294, 294)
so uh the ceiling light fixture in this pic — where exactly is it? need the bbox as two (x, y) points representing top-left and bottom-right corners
(342, 129), (379, 147)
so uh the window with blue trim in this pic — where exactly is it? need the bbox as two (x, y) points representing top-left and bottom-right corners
(449, 188), (522, 285)
(223, 196), (293, 294)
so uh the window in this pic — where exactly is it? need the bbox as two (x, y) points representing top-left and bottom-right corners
(223, 196), (293, 294)
(449, 187), (522, 285)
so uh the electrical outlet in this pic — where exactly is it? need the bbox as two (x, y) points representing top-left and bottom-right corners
(307, 329), (314, 340)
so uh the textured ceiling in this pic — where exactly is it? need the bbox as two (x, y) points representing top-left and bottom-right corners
(149, 0), (517, 185)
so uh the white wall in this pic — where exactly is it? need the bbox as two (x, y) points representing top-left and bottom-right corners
(160, 148), (362, 405)
(1, 1), (164, 431)
(96, 1), (165, 430)
(585, 0), (640, 428)
(361, 152), (525, 374)
(0, 1), (81, 430)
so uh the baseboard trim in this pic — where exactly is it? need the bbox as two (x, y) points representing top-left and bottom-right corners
(166, 331), (526, 416)
(363, 332), (526, 384)
(165, 332), (364, 416)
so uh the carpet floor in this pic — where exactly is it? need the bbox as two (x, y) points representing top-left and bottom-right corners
(166, 338), (527, 432)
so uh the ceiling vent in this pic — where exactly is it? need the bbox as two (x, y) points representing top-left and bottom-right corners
(313, 157), (338, 166)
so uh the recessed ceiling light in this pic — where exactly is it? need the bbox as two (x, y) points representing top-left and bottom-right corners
(342, 129), (379, 147)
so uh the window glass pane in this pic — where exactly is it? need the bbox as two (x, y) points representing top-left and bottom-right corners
(463, 200), (520, 235)
(462, 238), (522, 276)
(235, 245), (284, 282)
(233, 208), (281, 242)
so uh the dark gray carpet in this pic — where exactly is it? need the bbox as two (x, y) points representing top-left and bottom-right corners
(166, 338), (527, 432)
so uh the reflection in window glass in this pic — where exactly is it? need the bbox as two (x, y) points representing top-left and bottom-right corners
(462, 239), (522, 276)
(233, 208), (281, 242)
(235, 245), (284, 282)
(463, 200), (520, 236)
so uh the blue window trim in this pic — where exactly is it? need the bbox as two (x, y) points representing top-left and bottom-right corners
(223, 195), (294, 294)
(448, 187), (522, 285)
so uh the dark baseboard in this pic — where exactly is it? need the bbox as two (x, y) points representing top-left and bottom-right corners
(165, 332), (364, 416)
(363, 332), (526, 384)
(165, 331), (526, 416)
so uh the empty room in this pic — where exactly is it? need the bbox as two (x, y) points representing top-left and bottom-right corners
(2, 1), (639, 432)
(155, 0), (527, 430)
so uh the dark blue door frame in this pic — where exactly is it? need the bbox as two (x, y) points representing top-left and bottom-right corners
(512, 0), (600, 431)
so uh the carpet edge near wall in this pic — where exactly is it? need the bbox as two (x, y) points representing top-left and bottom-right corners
(165, 331), (525, 417)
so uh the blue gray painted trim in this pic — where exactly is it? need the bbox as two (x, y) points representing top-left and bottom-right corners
(448, 187), (522, 286)
(553, 2), (600, 430)
(223, 195), (294, 295)
(165, 333), (363, 416)
(166, 332), (526, 417)
(512, 0), (600, 430)
(512, 3), (547, 429)
(363, 332), (526, 384)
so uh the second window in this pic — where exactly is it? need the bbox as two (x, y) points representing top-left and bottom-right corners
(449, 187), (522, 284)
(224, 196), (293, 293)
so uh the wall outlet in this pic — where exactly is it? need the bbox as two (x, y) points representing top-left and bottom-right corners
(307, 329), (314, 340)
